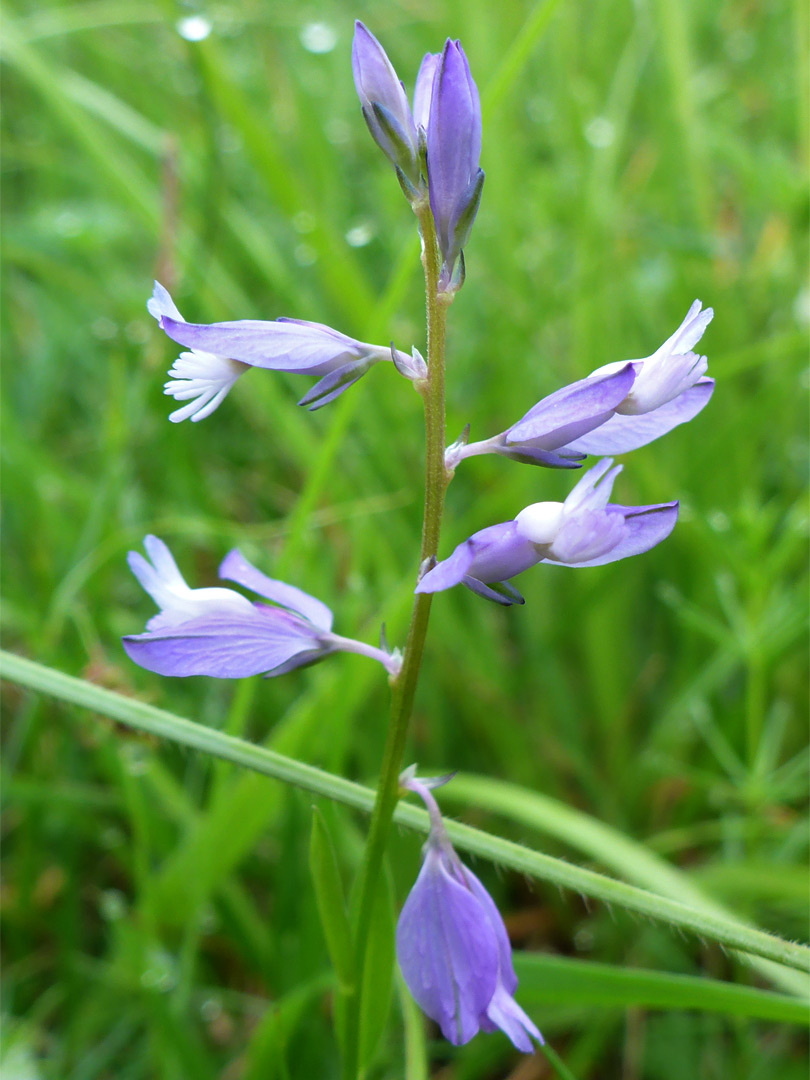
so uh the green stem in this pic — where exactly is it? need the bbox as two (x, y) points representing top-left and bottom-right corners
(342, 201), (449, 1079)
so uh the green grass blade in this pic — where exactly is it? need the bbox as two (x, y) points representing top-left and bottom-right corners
(309, 807), (354, 991)
(441, 773), (810, 997)
(514, 953), (810, 1026)
(3, 651), (809, 979)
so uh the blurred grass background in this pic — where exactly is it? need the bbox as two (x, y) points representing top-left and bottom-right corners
(2, 0), (808, 1076)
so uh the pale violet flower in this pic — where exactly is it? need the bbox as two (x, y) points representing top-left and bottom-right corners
(448, 301), (714, 465)
(123, 536), (401, 678)
(417, 459), (678, 605)
(567, 300), (714, 455)
(351, 21), (421, 187)
(396, 770), (543, 1051)
(447, 362), (637, 470)
(148, 281), (413, 418)
(423, 40), (484, 289)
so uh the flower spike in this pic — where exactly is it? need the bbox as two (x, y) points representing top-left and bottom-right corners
(396, 770), (543, 1051)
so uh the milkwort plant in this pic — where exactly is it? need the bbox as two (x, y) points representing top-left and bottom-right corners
(125, 20), (713, 1073)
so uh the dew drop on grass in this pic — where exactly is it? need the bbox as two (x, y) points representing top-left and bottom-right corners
(140, 950), (177, 993)
(200, 998), (222, 1021)
(294, 243), (317, 267)
(584, 116), (615, 148)
(345, 222), (374, 247)
(300, 22), (337, 54)
(100, 889), (127, 921)
(708, 511), (730, 533)
(177, 15), (212, 42)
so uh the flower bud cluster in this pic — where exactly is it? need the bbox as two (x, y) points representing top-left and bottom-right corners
(352, 22), (484, 289)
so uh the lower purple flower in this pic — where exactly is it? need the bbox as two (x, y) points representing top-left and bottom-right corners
(122, 536), (401, 678)
(417, 459), (678, 604)
(396, 771), (543, 1051)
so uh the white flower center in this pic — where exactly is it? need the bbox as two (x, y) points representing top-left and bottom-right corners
(514, 501), (565, 545)
(164, 350), (249, 423)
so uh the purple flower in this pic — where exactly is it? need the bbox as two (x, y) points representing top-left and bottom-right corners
(448, 301), (714, 466)
(417, 459), (678, 605)
(122, 536), (401, 678)
(148, 282), (411, 418)
(396, 770), (543, 1051)
(351, 21), (421, 188)
(566, 300), (714, 455)
(448, 362), (638, 470)
(424, 40), (484, 289)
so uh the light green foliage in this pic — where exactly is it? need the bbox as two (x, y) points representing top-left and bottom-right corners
(310, 808), (354, 994)
(2, 0), (807, 1077)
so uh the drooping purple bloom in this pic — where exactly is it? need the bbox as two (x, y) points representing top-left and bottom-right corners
(424, 40), (484, 289)
(417, 459), (678, 605)
(396, 770), (543, 1051)
(566, 300), (714, 455)
(148, 282), (411, 417)
(351, 21), (422, 189)
(122, 536), (401, 678)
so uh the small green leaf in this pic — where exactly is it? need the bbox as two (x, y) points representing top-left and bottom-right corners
(358, 864), (395, 1071)
(309, 807), (354, 992)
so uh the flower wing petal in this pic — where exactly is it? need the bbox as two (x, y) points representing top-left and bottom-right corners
(543, 502), (678, 567)
(122, 609), (317, 678)
(546, 508), (626, 565)
(484, 983), (543, 1052)
(417, 523), (538, 594)
(506, 364), (636, 448)
(413, 52), (439, 130)
(457, 865), (517, 993)
(147, 281), (184, 323)
(158, 316), (360, 372)
(218, 549), (333, 631)
(565, 379), (714, 455)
